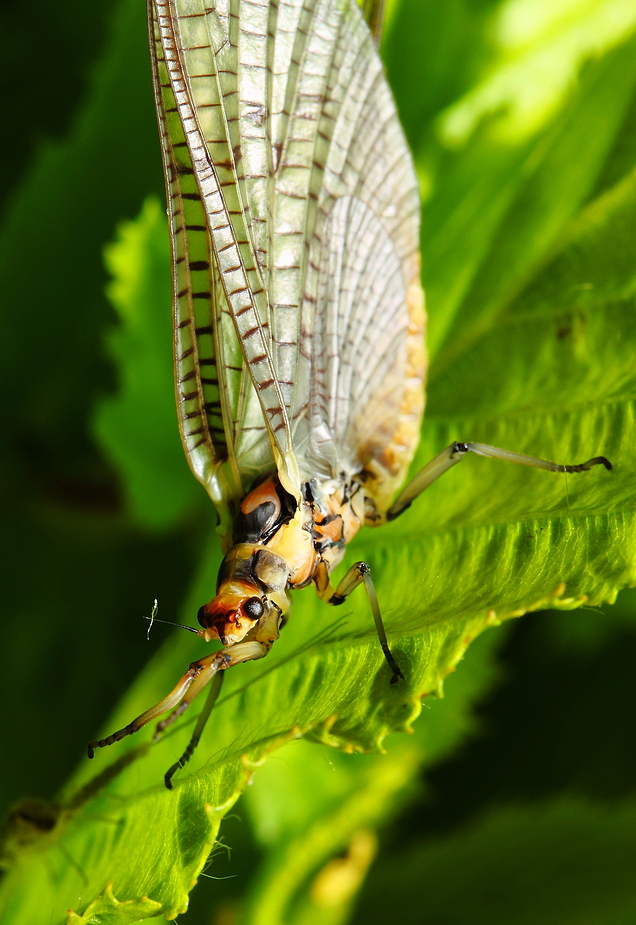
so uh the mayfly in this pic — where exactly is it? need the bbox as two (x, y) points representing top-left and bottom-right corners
(88, 0), (611, 787)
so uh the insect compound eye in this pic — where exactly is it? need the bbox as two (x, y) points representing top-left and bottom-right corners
(243, 596), (265, 620)
(197, 605), (209, 628)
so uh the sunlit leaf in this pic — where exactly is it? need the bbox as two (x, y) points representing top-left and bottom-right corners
(4, 129), (636, 925)
(2, 1), (636, 922)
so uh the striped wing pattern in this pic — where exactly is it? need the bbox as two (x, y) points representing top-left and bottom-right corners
(149, 0), (422, 506)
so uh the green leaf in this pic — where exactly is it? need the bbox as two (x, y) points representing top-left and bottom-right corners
(93, 198), (201, 529)
(67, 884), (162, 925)
(352, 797), (636, 925)
(418, 7), (636, 365)
(0, 573), (505, 924)
(0, 0), (162, 480)
(3, 1), (636, 922)
(237, 628), (505, 925)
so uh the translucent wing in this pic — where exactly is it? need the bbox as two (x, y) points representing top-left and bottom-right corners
(150, 0), (424, 514)
(285, 3), (424, 503)
(150, 0), (300, 505)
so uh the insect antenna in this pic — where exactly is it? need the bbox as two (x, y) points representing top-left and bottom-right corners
(142, 616), (198, 635)
(142, 600), (198, 639)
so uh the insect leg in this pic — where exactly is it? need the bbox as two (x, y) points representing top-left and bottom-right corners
(89, 607), (282, 772)
(153, 651), (230, 737)
(87, 667), (201, 757)
(90, 649), (241, 761)
(157, 615), (281, 742)
(163, 671), (224, 789)
(161, 607), (282, 787)
(387, 442), (612, 521)
(320, 561), (403, 684)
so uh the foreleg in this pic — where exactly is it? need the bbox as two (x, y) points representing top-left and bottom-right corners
(163, 671), (224, 789)
(87, 665), (202, 757)
(161, 605), (282, 787)
(87, 606), (282, 764)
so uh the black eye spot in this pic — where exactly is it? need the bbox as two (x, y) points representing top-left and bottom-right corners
(197, 605), (208, 627)
(243, 597), (265, 620)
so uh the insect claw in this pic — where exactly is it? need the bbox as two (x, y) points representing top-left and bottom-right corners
(164, 765), (179, 790)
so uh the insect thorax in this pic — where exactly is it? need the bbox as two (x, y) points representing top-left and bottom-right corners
(219, 472), (367, 593)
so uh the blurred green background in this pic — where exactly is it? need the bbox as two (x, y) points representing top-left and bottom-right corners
(2, 0), (636, 922)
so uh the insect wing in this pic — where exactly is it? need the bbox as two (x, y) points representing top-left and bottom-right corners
(150, 0), (299, 504)
(150, 0), (424, 513)
(362, 0), (386, 43)
(284, 1), (424, 500)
